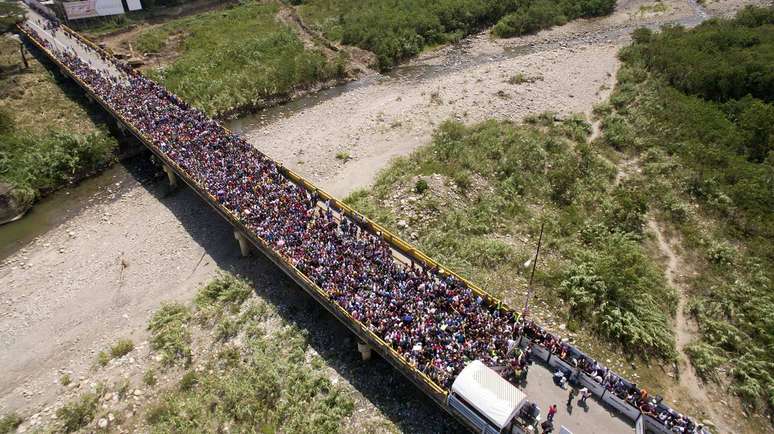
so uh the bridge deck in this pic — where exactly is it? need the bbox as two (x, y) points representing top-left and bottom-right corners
(19, 7), (673, 433)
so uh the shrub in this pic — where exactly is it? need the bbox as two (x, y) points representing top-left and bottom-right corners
(97, 351), (110, 367)
(148, 303), (192, 366)
(0, 413), (22, 434)
(414, 178), (429, 194)
(686, 342), (727, 380)
(216, 317), (240, 341)
(110, 339), (135, 359)
(60, 373), (72, 386)
(195, 273), (252, 312)
(56, 393), (98, 432)
(116, 378), (131, 400)
(143, 369), (158, 387)
(335, 151), (350, 161)
(179, 371), (198, 391)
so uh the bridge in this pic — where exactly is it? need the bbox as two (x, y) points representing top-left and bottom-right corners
(17, 3), (707, 433)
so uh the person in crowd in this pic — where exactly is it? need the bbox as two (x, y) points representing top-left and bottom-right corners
(547, 404), (557, 422)
(567, 388), (578, 408)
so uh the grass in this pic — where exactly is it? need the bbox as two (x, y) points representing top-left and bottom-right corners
(0, 37), (117, 208)
(0, 413), (22, 434)
(60, 373), (72, 386)
(143, 369), (158, 387)
(335, 151), (350, 161)
(133, 1), (344, 117)
(638, 1), (670, 14)
(56, 393), (98, 432)
(143, 273), (354, 433)
(148, 302), (192, 366)
(110, 339), (135, 358)
(97, 351), (110, 367)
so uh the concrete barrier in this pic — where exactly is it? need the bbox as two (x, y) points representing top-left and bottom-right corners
(642, 414), (672, 434)
(578, 372), (606, 398)
(548, 354), (576, 374)
(531, 344), (551, 363)
(602, 392), (641, 421)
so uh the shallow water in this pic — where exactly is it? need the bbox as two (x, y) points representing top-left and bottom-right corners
(0, 157), (157, 261)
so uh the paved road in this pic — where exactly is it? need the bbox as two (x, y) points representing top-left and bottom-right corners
(523, 363), (634, 433)
(25, 8), (125, 82)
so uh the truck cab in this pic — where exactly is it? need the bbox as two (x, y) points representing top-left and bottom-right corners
(448, 360), (540, 434)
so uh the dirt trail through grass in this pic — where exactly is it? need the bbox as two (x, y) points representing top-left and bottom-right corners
(647, 219), (731, 433)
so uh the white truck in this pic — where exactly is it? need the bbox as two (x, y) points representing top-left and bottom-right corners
(448, 360), (541, 434)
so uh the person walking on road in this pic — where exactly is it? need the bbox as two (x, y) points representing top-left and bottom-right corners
(547, 404), (557, 422)
(567, 388), (578, 408)
(578, 387), (591, 406)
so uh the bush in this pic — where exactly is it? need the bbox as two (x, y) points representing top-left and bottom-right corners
(97, 351), (110, 367)
(143, 369), (157, 387)
(301, 0), (614, 69)
(179, 371), (198, 391)
(60, 373), (72, 386)
(148, 303), (192, 366)
(110, 339), (135, 359)
(0, 413), (22, 434)
(414, 178), (429, 194)
(195, 272), (252, 312)
(56, 393), (98, 432)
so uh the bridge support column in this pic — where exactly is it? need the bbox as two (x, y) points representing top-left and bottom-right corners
(357, 341), (372, 361)
(115, 120), (126, 135)
(234, 231), (251, 257)
(162, 164), (177, 188)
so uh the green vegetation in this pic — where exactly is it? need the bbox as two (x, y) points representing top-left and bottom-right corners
(56, 393), (98, 432)
(97, 350), (110, 367)
(414, 178), (429, 194)
(298, 0), (615, 69)
(135, 1), (344, 116)
(0, 36), (117, 212)
(346, 114), (676, 358)
(0, 2), (23, 33)
(148, 302), (192, 366)
(492, 0), (616, 38)
(145, 273), (354, 433)
(60, 373), (72, 386)
(335, 151), (350, 161)
(96, 338), (135, 366)
(0, 413), (22, 434)
(604, 6), (774, 410)
(143, 369), (158, 387)
(110, 338), (135, 358)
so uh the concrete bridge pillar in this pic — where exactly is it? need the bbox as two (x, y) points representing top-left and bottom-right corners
(234, 231), (251, 257)
(115, 120), (126, 135)
(162, 164), (177, 188)
(357, 341), (372, 361)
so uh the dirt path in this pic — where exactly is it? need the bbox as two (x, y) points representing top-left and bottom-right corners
(275, 4), (375, 78)
(646, 219), (735, 433)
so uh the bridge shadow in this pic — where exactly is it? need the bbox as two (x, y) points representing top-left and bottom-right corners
(121, 157), (463, 433)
